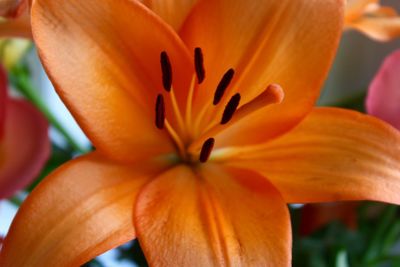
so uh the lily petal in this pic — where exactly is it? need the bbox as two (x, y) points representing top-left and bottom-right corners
(348, 16), (400, 42)
(31, 0), (193, 162)
(228, 107), (400, 203)
(135, 164), (291, 266)
(0, 0), (28, 18)
(366, 49), (400, 129)
(181, 0), (344, 143)
(0, 99), (49, 199)
(345, 0), (378, 22)
(140, 0), (197, 31)
(0, 152), (161, 267)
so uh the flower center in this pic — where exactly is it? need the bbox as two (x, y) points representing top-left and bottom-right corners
(154, 48), (284, 165)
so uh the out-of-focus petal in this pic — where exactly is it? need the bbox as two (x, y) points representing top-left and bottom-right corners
(366, 49), (400, 128)
(0, 152), (163, 266)
(348, 17), (400, 42)
(0, 14), (31, 38)
(228, 107), (400, 204)
(135, 164), (291, 266)
(181, 0), (344, 145)
(345, 0), (378, 22)
(31, 0), (193, 162)
(300, 202), (358, 235)
(0, 99), (49, 199)
(0, 64), (6, 137)
(0, 0), (28, 18)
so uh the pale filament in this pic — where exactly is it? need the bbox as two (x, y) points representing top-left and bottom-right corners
(165, 119), (187, 160)
(184, 75), (197, 139)
(169, 86), (187, 139)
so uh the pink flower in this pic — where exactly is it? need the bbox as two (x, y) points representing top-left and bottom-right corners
(366, 49), (400, 129)
(0, 65), (50, 199)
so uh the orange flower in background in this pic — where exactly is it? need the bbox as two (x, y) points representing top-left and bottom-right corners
(0, 0), (30, 38)
(345, 0), (400, 41)
(3, 0), (400, 266)
(0, 64), (49, 199)
(0, 0), (27, 18)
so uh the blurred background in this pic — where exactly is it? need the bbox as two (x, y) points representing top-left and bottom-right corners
(2, 1), (400, 266)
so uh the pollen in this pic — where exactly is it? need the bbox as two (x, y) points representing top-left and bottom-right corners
(154, 49), (284, 164)
(221, 93), (241, 124)
(155, 94), (165, 129)
(213, 68), (235, 105)
(199, 137), (215, 163)
(160, 51), (172, 92)
(194, 47), (205, 84)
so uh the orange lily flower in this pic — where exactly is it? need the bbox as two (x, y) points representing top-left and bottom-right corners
(0, 64), (49, 199)
(0, 0), (30, 38)
(345, 0), (400, 41)
(3, 0), (400, 266)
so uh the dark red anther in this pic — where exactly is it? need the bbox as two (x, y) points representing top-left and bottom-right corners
(194, 47), (205, 84)
(199, 138), (215, 163)
(155, 94), (165, 129)
(213, 68), (234, 105)
(221, 93), (241, 124)
(160, 51), (172, 92)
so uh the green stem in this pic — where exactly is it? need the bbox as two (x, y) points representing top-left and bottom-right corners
(9, 71), (87, 154)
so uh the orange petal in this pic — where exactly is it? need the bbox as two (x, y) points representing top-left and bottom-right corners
(139, 0), (197, 31)
(345, 0), (378, 22)
(228, 107), (400, 203)
(31, 0), (193, 161)
(0, 152), (162, 266)
(181, 0), (344, 144)
(135, 164), (291, 266)
(347, 16), (400, 42)
(0, 99), (50, 199)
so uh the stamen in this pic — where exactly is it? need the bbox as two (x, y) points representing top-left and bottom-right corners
(188, 84), (284, 154)
(155, 94), (165, 129)
(221, 93), (241, 124)
(199, 137), (215, 163)
(213, 68), (234, 105)
(194, 47), (205, 84)
(160, 51), (172, 92)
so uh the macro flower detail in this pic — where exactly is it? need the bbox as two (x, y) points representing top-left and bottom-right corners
(3, 0), (400, 266)
(0, 64), (49, 199)
(345, 0), (400, 41)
